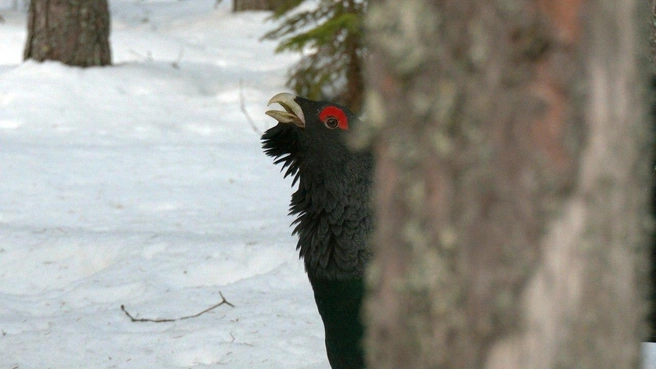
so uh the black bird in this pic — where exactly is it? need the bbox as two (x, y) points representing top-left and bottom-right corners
(262, 93), (373, 369)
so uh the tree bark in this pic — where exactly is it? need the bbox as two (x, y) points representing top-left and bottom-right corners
(24, 0), (111, 67)
(360, 0), (651, 368)
(232, 0), (283, 12)
(649, 0), (656, 342)
(340, 0), (364, 113)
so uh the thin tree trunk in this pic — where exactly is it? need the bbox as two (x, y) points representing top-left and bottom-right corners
(24, 0), (111, 67)
(340, 0), (364, 112)
(649, 0), (656, 343)
(232, 0), (282, 12)
(360, 0), (651, 368)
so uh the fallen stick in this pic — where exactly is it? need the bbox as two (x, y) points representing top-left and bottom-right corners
(121, 291), (234, 323)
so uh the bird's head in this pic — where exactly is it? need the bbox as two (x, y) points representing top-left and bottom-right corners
(265, 92), (351, 131)
(262, 92), (362, 182)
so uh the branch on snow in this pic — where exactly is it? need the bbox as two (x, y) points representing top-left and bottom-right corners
(240, 79), (263, 135)
(120, 291), (234, 323)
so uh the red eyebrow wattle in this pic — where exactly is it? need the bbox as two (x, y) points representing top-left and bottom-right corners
(319, 106), (349, 130)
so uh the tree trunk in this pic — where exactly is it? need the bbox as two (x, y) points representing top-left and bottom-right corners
(360, 0), (651, 368)
(340, 0), (364, 113)
(232, 0), (282, 12)
(649, 0), (656, 343)
(24, 0), (111, 67)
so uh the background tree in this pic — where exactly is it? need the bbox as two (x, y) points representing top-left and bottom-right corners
(649, 0), (656, 343)
(24, 0), (111, 67)
(359, 0), (651, 368)
(263, 0), (366, 112)
(233, 0), (285, 12)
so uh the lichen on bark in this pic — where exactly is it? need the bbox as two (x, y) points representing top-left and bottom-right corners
(359, 0), (650, 368)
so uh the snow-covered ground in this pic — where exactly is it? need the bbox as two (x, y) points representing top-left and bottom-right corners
(0, 1), (654, 368)
(0, 1), (331, 368)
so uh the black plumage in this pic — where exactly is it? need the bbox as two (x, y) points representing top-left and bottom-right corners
(262, 93), (373, 368)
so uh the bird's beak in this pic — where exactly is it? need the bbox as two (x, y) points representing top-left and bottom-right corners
(265, 92), (306, 128)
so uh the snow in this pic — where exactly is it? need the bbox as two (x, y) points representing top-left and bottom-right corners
(0, 1), (654, 368)
(0, 1), (328, 368)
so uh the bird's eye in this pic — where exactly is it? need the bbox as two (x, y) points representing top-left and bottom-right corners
(325, 117), (339, 129)
(319, 106), (349, 130)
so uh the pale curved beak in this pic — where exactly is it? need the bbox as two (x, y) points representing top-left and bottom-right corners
(265, 92), (305, 128)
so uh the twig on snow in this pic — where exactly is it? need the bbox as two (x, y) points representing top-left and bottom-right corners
(121, 291), (234, 323)
(171, 47), (184, 69)
(239, 79), (263, 135)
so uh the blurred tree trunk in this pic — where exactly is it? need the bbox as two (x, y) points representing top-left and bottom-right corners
(649, 0), (656, 343)
(339, 0), (364, 113)
(360, 0), (651, 368)
(232, 0), (283, 12)
(24, 0), (111, 67)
